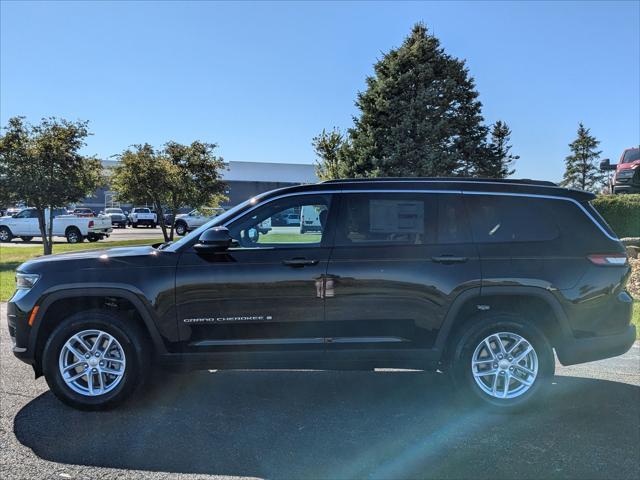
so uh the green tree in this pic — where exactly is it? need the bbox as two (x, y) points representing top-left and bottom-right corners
(483, 120), (518, 178)
(312, 128), (347, 180)
(324, 23), (496, 178)
(163, 141), (227, 240)
(561, 123), (604, 192)
(111, 142), (227, 242)
(0, 117), (104, 254)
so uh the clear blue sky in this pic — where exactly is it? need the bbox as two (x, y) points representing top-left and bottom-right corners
(1, 1), (638, 181)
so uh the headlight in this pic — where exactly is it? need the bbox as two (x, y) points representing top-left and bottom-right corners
(16, 273), (40, 290)
(617, 169), (635, 178)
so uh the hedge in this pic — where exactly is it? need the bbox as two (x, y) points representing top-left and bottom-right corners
(592, 194), (640, 238)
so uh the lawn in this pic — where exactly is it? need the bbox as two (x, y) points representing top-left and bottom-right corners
(0, 239), (162, 301)
(632, 301), (640, 338)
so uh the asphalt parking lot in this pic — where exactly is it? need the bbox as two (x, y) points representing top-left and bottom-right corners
(1, 302), (638, 480)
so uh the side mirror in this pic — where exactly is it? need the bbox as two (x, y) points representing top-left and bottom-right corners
(194, 226), (232, 254)
(600, 158), (616, 171)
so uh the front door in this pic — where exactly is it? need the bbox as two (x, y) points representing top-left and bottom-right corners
(7, 208), (39, 236)
(324, 192), (481, 354)
(175, 193), (335, 358)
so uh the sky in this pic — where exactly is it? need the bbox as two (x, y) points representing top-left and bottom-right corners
(1, 0), (639, 182)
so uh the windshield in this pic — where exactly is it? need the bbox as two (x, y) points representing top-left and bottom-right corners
(164, 197), (258, 252)
(621, 148), (640, 164)
(105, 208), (123, 214)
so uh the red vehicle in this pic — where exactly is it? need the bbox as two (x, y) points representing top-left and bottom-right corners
(601, 148), (640, 194)
(71, 207), (95, 217)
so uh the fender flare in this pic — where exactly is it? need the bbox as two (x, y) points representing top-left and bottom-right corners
(29, 286), (168, 357)
(434, 286), (572, 352)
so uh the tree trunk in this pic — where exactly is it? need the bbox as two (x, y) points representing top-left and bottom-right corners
(36, 207), (52, 255)
(169, 206), (179, 241)
(47, 208), (55, 251)
(154, 200), (170, 242)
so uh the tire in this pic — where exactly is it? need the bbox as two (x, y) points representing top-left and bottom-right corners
(42, 309), (150, 410)
(0, 226), (13, 243)
(20, 236), (34, 242)
(450, 313), (554, 411)
(87, 234), (99, 242)
(300, 227), (306, 234)
(175, 222), (187, 236)
(66, 227), (83, 244)
(132, 222), (138, 228)
(150, 223), (156, 229)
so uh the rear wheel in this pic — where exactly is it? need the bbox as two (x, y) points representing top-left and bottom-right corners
(66, 227), (83, 244)
(42, 310), (150, 410)
(132, 222), (138, 228)
(0, 226), (13, 242)
(87, 234), (99, 242)
(450, 314), (554, 410)
(20, 236), (34, 242)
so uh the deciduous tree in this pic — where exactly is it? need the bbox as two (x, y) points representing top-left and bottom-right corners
(0, 117), (104, 254)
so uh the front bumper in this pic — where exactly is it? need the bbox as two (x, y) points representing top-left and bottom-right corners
(555, 325), (636, 366)
(7, 299), (34, 364)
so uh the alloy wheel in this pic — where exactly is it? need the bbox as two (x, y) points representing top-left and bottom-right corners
(58, 329), (126, 396)
(471, 331), (538, 399)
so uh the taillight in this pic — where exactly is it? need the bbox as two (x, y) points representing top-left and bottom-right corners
(88, 220), (94, 228)
(587, 254), (628, 266)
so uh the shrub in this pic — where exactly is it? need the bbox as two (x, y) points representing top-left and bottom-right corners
(592, 194), (640, 238)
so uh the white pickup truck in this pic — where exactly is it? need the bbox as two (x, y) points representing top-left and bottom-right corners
(128, 208), (157, 228)
(0, 208), (112, 243)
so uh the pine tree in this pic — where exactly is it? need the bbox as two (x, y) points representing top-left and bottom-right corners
(481, 120), (518, 178)
(335, 23), (495, 178)
(561, 123), (604, 192)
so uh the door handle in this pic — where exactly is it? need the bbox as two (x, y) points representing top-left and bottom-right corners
(431, 255), (468, 264)
(282, 258), (319, 267)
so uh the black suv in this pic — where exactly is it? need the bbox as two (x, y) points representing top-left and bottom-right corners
(7, 179), (636, 410)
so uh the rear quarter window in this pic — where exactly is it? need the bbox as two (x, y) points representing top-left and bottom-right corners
(464, 195), (559, 243)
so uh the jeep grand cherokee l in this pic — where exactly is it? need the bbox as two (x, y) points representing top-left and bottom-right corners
(7, 178), (636, 410)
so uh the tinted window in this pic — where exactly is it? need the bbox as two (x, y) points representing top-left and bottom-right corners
(465, 195), (559, 243)
(135, 208), (150, 213)
(228, 194), (331, 248)
(15, 209), (38, 219)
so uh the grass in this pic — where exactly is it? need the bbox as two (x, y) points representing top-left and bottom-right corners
(632, 301), (640, 338)
(0, 238), (162, 301)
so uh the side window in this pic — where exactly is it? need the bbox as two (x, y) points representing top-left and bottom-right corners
(227, 195), (332, 248)
(335, 193), (437, 246)
(464, 195), (559, 243)
(437, 194), (472, 244)
(16, 209), (37, 219)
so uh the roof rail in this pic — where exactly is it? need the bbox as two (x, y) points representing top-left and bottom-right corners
(321, 177), (558, 187)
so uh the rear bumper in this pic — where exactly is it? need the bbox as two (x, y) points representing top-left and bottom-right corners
(555, 325), (636, 366)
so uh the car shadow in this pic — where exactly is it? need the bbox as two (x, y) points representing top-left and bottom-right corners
(14, 371), (640, 479)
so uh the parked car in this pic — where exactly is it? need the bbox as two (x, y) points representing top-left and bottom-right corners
(300, 205), (324, 233)
(601, 147), (640, 194)
(103, 208), (128, 229)
(2, 207), (24, 217)
(0, 207), (112, 243)
(128, 208), (156, 228)
(71, 207), (95, 217)
(173, 207), (224, 236)
(7, 178), (635, 411)
(283, 212), (300, 226)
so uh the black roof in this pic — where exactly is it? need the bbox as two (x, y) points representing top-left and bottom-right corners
(259, 177), (595, 202)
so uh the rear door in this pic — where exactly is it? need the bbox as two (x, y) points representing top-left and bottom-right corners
(324, 191), (481, 353)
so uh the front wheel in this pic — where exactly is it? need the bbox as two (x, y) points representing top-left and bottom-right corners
(450, 315), (554, 411)
(42, 310), (150, 410)
(175, 222), (187, 236)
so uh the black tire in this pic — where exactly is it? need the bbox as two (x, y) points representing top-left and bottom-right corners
(0, 226), (13, 242)
(87, 234), (99, 242)
(449, 313), (554, 411)
(175, 222), (187, 236)
(20, 236), (34, 242)
(132, 222), (138, 228)
(300, 227), (306, 234)
(66, 227), (83, 244)
(42, 309), (150, 410)
(150, 223), (156, 229)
